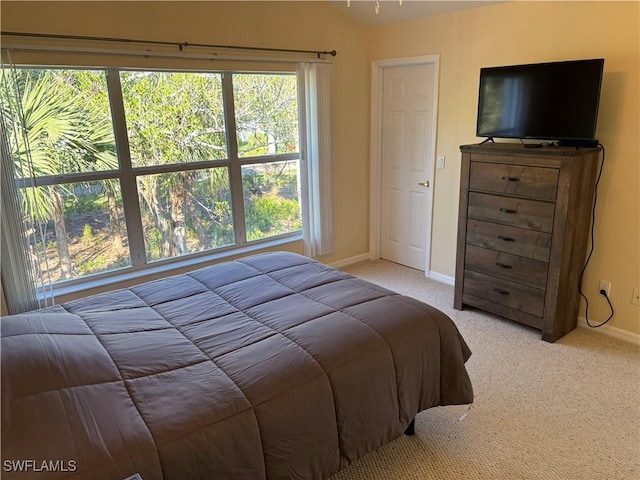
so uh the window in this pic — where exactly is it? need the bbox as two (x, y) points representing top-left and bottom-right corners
(2, 67), (301, 285)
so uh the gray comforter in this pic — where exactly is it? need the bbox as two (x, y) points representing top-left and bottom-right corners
(1, 252), (473, 479)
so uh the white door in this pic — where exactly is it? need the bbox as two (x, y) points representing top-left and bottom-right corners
(380, 64), (435, 270)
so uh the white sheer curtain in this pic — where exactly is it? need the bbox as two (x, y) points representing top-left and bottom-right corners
(0, 53), (54, 314)
(297, 62), (334, 258)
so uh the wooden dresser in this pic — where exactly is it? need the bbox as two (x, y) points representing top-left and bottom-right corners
(454, 143), (600, 342)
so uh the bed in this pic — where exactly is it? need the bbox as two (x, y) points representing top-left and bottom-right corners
(1, 252), (473, 479)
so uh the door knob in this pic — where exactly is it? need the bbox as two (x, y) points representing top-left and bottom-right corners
(418, 180), (430, 187)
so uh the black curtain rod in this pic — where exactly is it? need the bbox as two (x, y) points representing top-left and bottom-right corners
(1, 31), (337, 58)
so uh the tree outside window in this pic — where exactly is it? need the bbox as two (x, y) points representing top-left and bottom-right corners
(1, 67), (301, 284)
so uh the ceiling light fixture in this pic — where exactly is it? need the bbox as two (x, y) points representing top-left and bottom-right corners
(348, 0), (403, 15)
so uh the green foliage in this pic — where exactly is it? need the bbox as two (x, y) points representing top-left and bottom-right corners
(76, 252), (125, 276)
(210, 201), (235, 244)
(242, 161), (301, 241)
(245, 195), (301, 241)
(77, 255), (106, 275)
(121, 71), (227, 166)
(82, 224), (94, 242)
(146, 229), (164, 261)
(64, 186), (107, 217)
(2, 69), (117, 222)
(2, 67), (301, 280)
(234, 74), (298, 157)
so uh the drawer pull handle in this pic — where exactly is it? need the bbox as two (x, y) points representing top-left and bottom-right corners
(494, 288), (511, 296)
(502, 176), (520, 182)
(497, 235), (516, 242)
(495, 262), (513, 269)
(499, 208), (518, 214)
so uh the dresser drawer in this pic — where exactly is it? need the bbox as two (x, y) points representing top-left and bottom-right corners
(466, 219), (552, 262)
(456, 144), (601, 341)
(464, 245), (548, 290)
(469, 162), (559, 200)
(463, 270), (545, 317)
(468, 192), (555, 232)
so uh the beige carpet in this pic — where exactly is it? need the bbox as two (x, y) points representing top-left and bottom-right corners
(330, 259), (640, 480)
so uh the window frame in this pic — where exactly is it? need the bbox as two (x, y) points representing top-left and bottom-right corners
(8, 65), (303, 295)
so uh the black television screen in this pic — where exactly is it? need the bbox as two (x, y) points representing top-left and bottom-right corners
(476, 59), (604, 142)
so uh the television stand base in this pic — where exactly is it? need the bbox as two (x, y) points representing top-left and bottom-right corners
(558, 139), (599, 148)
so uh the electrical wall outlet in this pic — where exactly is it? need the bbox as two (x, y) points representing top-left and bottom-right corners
(599, 280), (611, 297)
(632, 288), (640, 306)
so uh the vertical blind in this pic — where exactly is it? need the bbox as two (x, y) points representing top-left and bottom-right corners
(0, 56), (54, 314)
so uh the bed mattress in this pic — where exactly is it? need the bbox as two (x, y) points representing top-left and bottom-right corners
(1, 252), (473, 479)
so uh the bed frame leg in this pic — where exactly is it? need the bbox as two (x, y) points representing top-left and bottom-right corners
(404, 418), (415, 436)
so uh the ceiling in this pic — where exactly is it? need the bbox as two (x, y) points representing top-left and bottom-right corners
(330, 0), (504, 27)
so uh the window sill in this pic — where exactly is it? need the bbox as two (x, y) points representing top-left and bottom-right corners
(49, 234), (303, 304)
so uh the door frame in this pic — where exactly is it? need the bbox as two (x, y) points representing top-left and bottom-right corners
(369, 55), (440, 274)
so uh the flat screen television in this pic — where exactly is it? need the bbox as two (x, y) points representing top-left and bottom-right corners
(476, 58), (604, 146)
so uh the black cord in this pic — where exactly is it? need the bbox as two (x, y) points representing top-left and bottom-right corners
(578, 143), (615, 327)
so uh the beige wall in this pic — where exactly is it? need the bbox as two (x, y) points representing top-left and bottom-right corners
(368, 1), (640, 336)
(2, 1), (639, 337)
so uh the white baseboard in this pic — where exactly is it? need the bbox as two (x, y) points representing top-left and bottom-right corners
(428, 271), (455, 286)
(328, 253), (371, 269)
(577, 317), (640, 345)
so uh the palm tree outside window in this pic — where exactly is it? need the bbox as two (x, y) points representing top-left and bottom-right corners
(0, 66), (302, 306)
